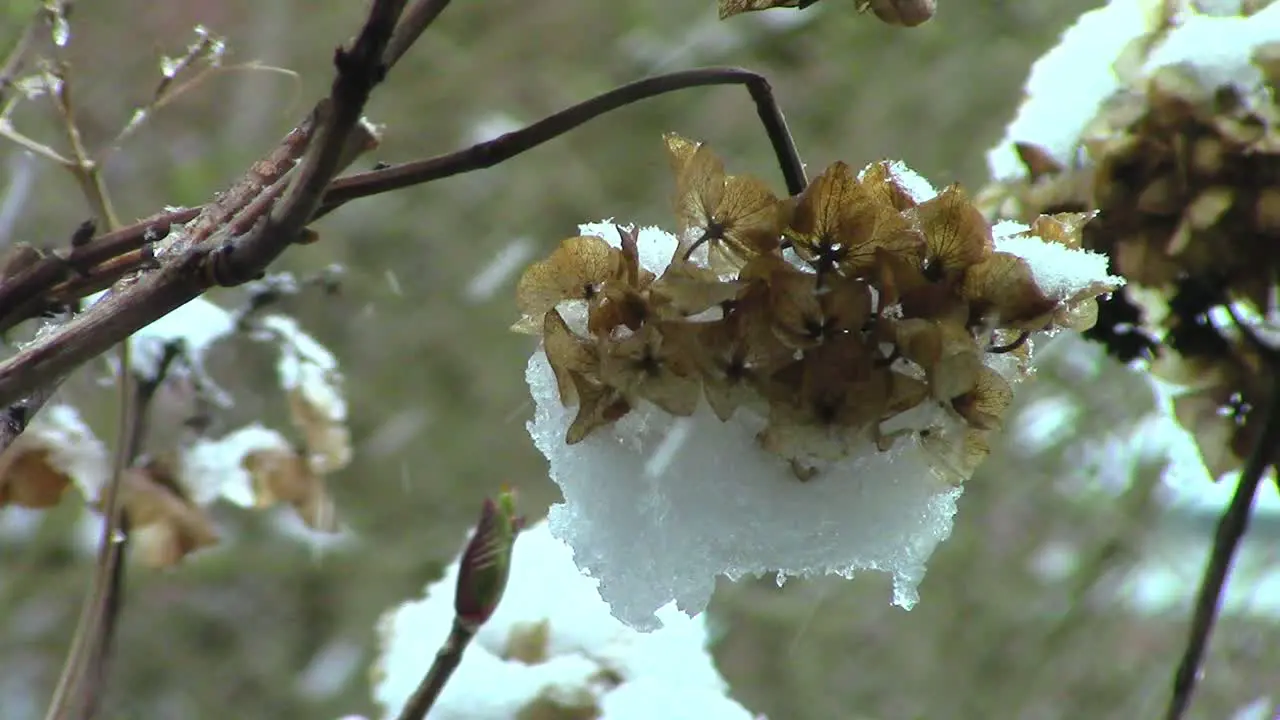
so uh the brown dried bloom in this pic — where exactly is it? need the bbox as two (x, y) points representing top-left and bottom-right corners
(665, 133), (786, 274)
(718, 0), (936, 26)
(516, 136), (1120, 479)
(976, 23), (1280, 478)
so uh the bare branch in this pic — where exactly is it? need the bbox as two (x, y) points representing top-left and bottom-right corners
(385, 0), (456, 68)
(1164, 380), (1280, 720)
(318, 66), (807, 221)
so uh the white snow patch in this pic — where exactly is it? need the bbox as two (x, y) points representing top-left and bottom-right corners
(373, 520), (751, 719)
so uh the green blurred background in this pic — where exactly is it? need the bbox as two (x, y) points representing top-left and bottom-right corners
(1, 0), (1279, 718)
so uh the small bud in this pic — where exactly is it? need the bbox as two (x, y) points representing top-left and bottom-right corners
(453, 486), (524, 629)
(860, 0), (935, 26)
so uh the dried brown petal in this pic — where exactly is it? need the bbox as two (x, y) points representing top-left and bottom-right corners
(119, 467), (219, 567)
(503, 620), (551, 665)
(884, 371), (930, 417)
(859, 0), (935, 26)
(742, 255), (825, 348)
(962, 251), (1058, 329)
(287, 388), (352, 475)
(515, 235), (619, 317)
(1026, 212), (1094, 249)
(669, 137), (784, 273)
(1173, 389), (1243, 479)
(599, 325), (701, 416)
(860, 161), (922, 211)
(242, 448), (337, 532)
(951, 366), (1013, 431)
(544, 309), (598, 406)
(650, 259), (742, 318)
(565, 371), (631, 445)
(1014, 143), (1065, 181)
(820, 276), (873, 333)
(920, 426), (990, 487)
(790, 161), (924, 276)
(718, 0), (801, 18)
(0, 445), (71, 508)
(914, 184), (994, 279)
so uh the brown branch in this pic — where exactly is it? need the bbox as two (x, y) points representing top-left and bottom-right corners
(0, 68), (800, 331)
(1163, 379), (1280, 720)
(0, 0), (430, 449)
(75, 341), (180, 720)
(384, 0), (455, 68)
(0, 62), (800, 448)
(210, 0), (404, 286)
(318, 66), (807, 220)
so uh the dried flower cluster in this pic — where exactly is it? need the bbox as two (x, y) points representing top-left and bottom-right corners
(979, 0), (1280, 478)
(0, 291), (351, 566)
(718, 0), (936, 26)
(515, 135), (1117, 481)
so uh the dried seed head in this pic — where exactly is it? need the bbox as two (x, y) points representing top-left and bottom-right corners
(516, 137), (1117, 478)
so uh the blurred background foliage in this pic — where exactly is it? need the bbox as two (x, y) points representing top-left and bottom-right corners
(0, 0), (1278, 718)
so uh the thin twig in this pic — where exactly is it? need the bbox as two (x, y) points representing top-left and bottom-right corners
(1163, 380), (1280, 720)
(77, 342), (180, 720)
(384, 0), (455, 68)
(318, 66), (806, 221)
(394, 619), (476, 720)
(0, 7), (47, 109)
(0, 67), (800, 332)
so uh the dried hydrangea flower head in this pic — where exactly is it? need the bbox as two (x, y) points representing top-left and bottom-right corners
(978, 0), (1280, 479)
(515, 135), (1121, 629)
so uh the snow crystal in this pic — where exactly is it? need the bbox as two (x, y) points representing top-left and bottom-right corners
(373, 521), (751, 719)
